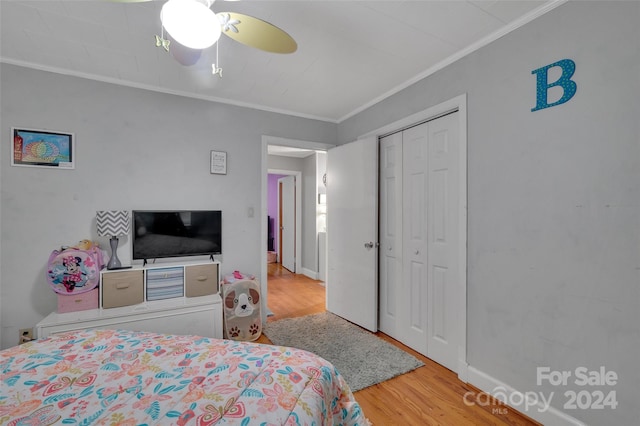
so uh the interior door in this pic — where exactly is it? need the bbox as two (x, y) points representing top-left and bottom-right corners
(326, 137), (378, 332)
(279, 175), (296, 272)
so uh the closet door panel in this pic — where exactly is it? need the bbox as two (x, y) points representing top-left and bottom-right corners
(378, 133), (403, 336)
(400, 123), (429, 353)
(426, 112), (460, 372)
(409, 260), (425, 331)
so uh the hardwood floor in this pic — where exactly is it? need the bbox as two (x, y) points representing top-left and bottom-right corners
(258, 263), (542, 426)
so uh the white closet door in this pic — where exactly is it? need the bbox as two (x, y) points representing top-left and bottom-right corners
(425, 112), (460, 372)
(379, 132), (403, 336)
(377, 111), (461, 373)
(401, 122), (430, 354)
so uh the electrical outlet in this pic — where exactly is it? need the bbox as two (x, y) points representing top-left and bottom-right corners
(19, 328), (33, 344)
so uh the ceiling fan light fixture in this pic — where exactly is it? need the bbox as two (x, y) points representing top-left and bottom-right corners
(161, 0), (221, 50)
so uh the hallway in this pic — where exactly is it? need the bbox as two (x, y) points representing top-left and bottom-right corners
(261, 262), (325, 324)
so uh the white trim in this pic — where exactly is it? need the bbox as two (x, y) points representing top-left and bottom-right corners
(467, 366), (586, 426)
(0, 58), (336, 124)
(458, 95), (468, 384)
(0, 116), (2, 346)
(260, 138), (269, 324)
(338, 0), (567, 123)
(301, 267), (318, 280)
(263, 136), (335, 152)
(359, 94), (468, 381)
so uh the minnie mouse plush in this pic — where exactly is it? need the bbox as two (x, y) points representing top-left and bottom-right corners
(46, 246), (101, 295)
(62, 255), (85, 292)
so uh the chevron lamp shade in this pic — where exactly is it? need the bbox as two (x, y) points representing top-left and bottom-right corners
(96, 210), (130, 237)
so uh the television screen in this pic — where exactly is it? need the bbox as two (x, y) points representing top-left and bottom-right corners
(132, 210), (222, 260)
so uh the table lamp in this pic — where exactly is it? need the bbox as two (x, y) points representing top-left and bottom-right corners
(96, 210), (130, 270)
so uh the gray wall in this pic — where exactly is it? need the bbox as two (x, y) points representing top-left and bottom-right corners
(0, 65), (336, 349)
(338, 2), (639, 424)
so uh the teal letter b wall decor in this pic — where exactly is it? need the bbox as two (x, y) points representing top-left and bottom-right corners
(531, 59), (577, 111)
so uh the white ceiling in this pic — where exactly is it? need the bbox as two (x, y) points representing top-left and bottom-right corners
(0, 0), (556, 123)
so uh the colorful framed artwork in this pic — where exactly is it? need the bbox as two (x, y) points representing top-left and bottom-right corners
(11, 127), (75, 169)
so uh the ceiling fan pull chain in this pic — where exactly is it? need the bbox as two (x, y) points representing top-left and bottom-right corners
(155, 22), (170, 52)
(155, 34), (170, 52)
(212, 42), (223, 78)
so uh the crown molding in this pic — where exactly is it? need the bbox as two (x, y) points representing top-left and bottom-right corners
(337, 0), (568, 123)
(0, 57), (337, 123)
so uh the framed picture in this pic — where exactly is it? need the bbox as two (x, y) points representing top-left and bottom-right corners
(210, 150), (227, 175)
(11, 127), (75, 169)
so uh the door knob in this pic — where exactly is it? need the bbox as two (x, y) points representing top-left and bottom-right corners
(364, 241), (374, 249)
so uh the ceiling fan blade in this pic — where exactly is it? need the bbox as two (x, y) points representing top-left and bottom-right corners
(218, 12), (297, 54)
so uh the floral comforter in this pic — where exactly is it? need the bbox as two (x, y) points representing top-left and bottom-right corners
(0, 329), (367, 425)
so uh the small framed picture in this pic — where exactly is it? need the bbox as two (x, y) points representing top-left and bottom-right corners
(11, 127), (75, 169)
(210, 150), (227, 175)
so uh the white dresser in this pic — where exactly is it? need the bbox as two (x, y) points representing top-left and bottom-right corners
(37, 260), (223, 339)
(36, 293), (222, 339)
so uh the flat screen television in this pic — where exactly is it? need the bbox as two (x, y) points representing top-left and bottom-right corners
(132, 210), (222, 261)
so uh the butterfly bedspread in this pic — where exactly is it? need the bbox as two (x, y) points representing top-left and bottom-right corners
(0, 329), (367, 425)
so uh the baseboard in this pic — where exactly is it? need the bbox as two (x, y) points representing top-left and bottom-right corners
(301, 268), (318, 280)
(467, 366), (586, 426)
(457, 359), (469, 383)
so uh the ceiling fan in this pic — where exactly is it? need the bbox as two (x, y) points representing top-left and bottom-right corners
(115, 0), (297, 75)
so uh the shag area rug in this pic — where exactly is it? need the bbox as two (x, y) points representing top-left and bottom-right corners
(263, 311), (424, 392)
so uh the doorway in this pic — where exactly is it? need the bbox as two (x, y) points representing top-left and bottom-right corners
(260, 137), (335, 323)
(267, 170), (301, 273)
(259, 95), (467, 380)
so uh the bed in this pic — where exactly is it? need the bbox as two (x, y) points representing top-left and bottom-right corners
(0, 329), (367, 425)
